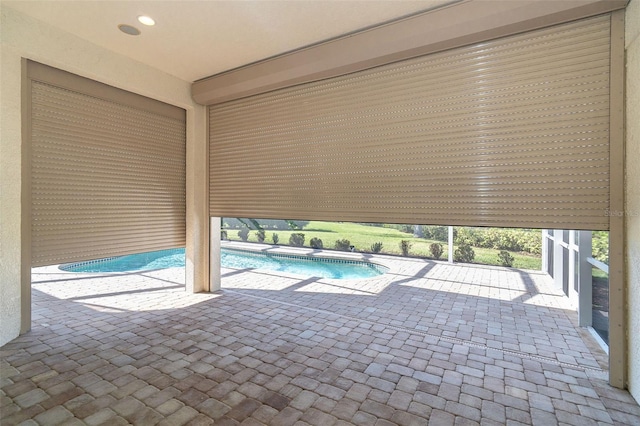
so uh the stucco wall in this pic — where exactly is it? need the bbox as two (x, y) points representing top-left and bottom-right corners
(626, 0), (640, 404)
(0, 5), (208, 347)
(0, 7), (24, 348)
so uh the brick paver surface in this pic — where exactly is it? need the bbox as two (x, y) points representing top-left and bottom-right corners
(2, 244), (639, 425)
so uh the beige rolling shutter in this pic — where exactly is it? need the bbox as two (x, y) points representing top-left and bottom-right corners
(209, 15), (612, 230)
(28, 62), (186, 267)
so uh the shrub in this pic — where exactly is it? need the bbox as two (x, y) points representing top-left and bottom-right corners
(455, 227), (482, 247)
(400, 240), (413, 256)
(370, 242), (383, 253)
(497, 250), (515, 267)
(429, 243), (444, 259)
(221, 230), (228, 240)
(286, 220), (309, 230)
(401, 225), (414, 234)
(454, 243), (475, 263)
(424, 226), (450, 242)
(256, 229), (266, 243)
(310, 237), (323, 249)
(289, 233), (305, 247)
(592, 231), (609, 264)
(454, 227), (542, 255)
(238, 227), (249, 242)
(334, 239), (351, 251)
(272, 233), (279, 244)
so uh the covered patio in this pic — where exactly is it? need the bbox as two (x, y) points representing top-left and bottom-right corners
(2, 252), (639, 425)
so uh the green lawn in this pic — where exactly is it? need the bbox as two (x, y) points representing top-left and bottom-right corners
(224, 221), (541, 270)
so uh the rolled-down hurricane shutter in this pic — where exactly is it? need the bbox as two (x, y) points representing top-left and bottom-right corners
(28, 62), (186, 267)
(210, 15), (612, 230)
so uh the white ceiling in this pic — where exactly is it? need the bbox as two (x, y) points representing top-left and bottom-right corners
(4, 0), (452, 82)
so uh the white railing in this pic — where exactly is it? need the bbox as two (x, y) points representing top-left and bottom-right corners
(587, 256), (609, 274)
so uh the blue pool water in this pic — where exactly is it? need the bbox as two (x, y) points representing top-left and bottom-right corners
(61, 248), (386, 280)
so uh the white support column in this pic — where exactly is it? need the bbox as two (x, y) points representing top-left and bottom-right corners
(448, 226), (454, 263)
(210, 217), (221, 292)
(541, 229), (548, 273)
(185, 105), (210, 293)
(553, 229), (565, 292)
(567, 231), (579, 307)
(578, 231), (593, 327)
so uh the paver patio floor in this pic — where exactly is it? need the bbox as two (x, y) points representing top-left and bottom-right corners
(2, 246), (639, 425)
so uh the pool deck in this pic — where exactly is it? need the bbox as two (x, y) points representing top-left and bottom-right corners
(2, 243), (639, 425)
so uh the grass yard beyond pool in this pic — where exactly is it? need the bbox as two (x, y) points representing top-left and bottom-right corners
(224, 221), (542, 270)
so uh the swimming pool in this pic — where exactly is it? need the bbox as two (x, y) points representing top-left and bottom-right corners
(60, 247), (387, 280)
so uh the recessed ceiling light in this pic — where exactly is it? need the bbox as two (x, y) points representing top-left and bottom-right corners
(137, 15), (155, 26)
(118, 24), (140, 36)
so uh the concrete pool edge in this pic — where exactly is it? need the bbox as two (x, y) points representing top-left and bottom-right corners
(223, 240), (421, 278)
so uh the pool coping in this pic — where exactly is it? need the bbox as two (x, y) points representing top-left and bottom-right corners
(222, 240), (398, 271)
